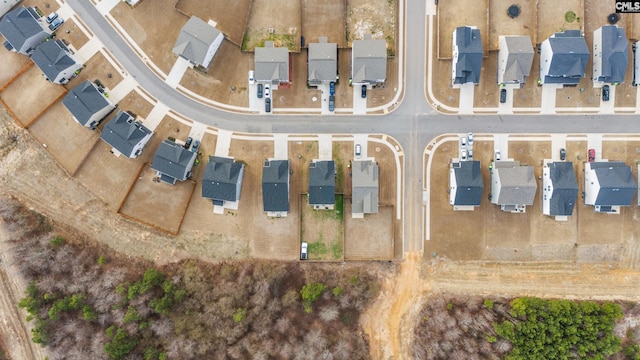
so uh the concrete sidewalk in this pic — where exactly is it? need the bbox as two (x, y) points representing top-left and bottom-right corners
(318, 134), (332, 160)
(214, 129), (233, 157)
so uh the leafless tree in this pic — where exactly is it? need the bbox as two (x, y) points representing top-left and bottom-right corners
(304, 328), (327, 351)
(333, 339), (352, 360)
(319, 305), (339, 323)
(150, 317), (173, 337)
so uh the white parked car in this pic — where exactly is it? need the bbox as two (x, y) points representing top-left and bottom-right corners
(460, 137), (467, 149)
(264, 85), (271, 98)
(300, 242), (308, 260)
(355, 144), (362, 158)
(248, 70), (255, 85)
(467, 132), (474, 146)
(461, 149), (467, 161)
(495, 149), (501, 161)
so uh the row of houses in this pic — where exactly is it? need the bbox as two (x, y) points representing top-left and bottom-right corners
(450, 158), (637, 219)
(452, 24), (632, 87)
(171, 15), (387, 87)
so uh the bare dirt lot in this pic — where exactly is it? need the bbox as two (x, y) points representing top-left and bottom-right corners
(175, 0), (252, 47)
(488, 0), (535, 51)
(67, 51), (124, 92)
(243, 0), (301, 51)
(346, 0), (397, 53)
(301, 0), (346, 48)
(60, 18), (90, 51)
(537, 0), (583, 42)
(437, 0), (488, 59)
(0, 47), (30, 90)
(300, 194), (345, 261)
(273, 52), (321, 109)
(116, 89), (156, 120)
(344, 203), (394, 260)
(110, 0), (189, 75)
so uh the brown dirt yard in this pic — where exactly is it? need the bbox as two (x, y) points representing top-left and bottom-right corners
(437, 0), (488, 59)
(346, 0), (397, 53)
(0, 46), (31, 89)
(344, 203), (394, 260)
(300, 194), (345, 261)
(243, 0), (301, 51)
(175, 0), (252, 47)
(273, 52), (321, 109)
(116, 89), (156, 120)
(60, 18), (90, 51)
(537, 0), (583, 43)
(66, 51), (124, 92)
(301, 0), (347, 48)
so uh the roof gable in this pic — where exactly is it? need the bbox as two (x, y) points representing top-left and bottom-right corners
(352, 37), (387, 83)
(30, 40), (77, 81)
(591, 162), (637, 205)
(255, 41), (289, 82)
(595, 25), (628, 83)
(548, 162), (579, 216)
(62, 80), (112, 125)
(151, 140), (197, 182)
(172, 16), (221, 66)
(452, 161), (483, 206)
(100, 111), (152, 157)
(309, 160), (335, 205)
(0, 6), (47, 52)
(453, 26), (483, 84)
(308, 40), (337, 82)
(352, 160), (379, 214)
(262, 160), (290, 212)
(202, 156), (244, 201)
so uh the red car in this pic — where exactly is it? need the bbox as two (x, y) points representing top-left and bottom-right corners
(588, 149), (596, 162)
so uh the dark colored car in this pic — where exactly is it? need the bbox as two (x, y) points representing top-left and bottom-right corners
(328, 95), (335, 112)
(602, 85), (610, 101)
(265, 98), (271, 113)
(329, 82), (335, 96)
(257, 84), (263, 98)
(184, 137), (193, 149)
(560, 148), (566, 161)
(588, 149), (596, 162)
(361, 85), (367, 98)
(48, 17), (64, 32)
(500, 88), (507, 103)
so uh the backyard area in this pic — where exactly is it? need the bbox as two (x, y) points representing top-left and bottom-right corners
(300, 194), (345, 261)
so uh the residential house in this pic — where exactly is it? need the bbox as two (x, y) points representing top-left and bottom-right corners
(123, 0), (142, 6)
(452, 26), (482, 86)
(539, 30), (589, 85)
(100, 110), (153, 158)
(151, 139), (197, 185)
(593, 25), (628, 85)
(0, 0), (21, 19)
(542, 161), (578, 219)
(352, 159), (379, 218)
(309, 160), (335, 209)
(351, 34), (386, 85)
(449, 160), (483, 210)
(262, 159), (290, 217)
(491, 161), (536, 213)
(63, 80), (115, 129)
(0, 6), (50, 55)
(254, 41), (289, 85)
(634, 41), (640, 86)
(172, 16), (224, 69)
(202, 156), (245, 212)
(497, 35), (534, 86)
(308, 37), (337, 86)
(584, 161), (636, 213)
(30, 39), (82, 84)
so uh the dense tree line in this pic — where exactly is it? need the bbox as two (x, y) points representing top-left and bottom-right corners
(0, 197), (381, 359)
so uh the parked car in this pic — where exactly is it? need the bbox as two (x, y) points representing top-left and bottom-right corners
(467, 132), (474, 146)
(300, 242), (308, 260)
(494, 149), (501, 161)
(355, 144), (361, 158)
(328, 95), (335, 112)
(48, 17), (64, 32)
(461, 149), (468, 161)
(257, 84), (263, 98)
(46, 12), (58, 24)
(361, 85), (367, 98)
(264, 85), (271, 98)
(265, 98), (271, 113)
(468, 149), (473, 160)
(460, 136), (467, 149)
(329, 82), (335, 96)
(602, 85), (610, 101)
(184, 137), (193, 149)
(588, 148), (596, 162)
(248, 70), (255, 85)
(560, 148), (566, 161)
(192, 139), (200, 153)
(500, 88), (507, 103)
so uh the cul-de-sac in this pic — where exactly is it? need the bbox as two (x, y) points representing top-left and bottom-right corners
(1, 0), (640, 359)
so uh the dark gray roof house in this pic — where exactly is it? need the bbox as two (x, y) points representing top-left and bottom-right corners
(308, 37), (337, 85)
(498, 35), (534, 85)
(100, 111), (153, 159)
(262, 159), (290, 214)
(309, 160), (335, 208)
(593, 25), (628, 84)
(491, 161), (537, 212)
(584, 162), (636, 212)
(255, 41), (289, 84)
(542, 162), (578, 217)
(449, 160), (483, 207)
(0, 6), (50, 55)
(452, 26), (483, 85)
(202, 156), (245, 206)
(63, 80), (115, 129)
(30, 39), (82, 84)
(352, 160), (379, 216)
(172, 16), (224, 69)
(351, 34), (387, 84)
(151, 139), (197, 185)
(539, 30), (589, 85)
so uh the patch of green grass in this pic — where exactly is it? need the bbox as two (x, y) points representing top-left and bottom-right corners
(334, 195), (344, 222)
(330, 242), (342, 259)
(308, 242), (328, 256)
(565, 10), (577, 23)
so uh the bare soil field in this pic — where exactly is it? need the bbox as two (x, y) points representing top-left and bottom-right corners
(555, 80), (600, 109)
(346, 0), (397, 52)
(28, 102), (100, 175)
(110, 0), (189, 75)
(60, 18), (90, 50)
(300, 194), (344, 261)
(536, 0), (583, 42)
(488, 0), (535, 51)
(0, 47), (30, 89)
(273, 52), (321, 108)
(301, 0), (346, 48)
(473, 52), (500, 109)
(67, 51), (123, 91)
(243, 0), (301, 52)
(336, 49), (354, 109)
(344, 203), (394, 260)
(179, 41), (253, 107)
(0, 65), (66, 126)
(367, 59), (399, 110)
(175, 0), (252, 47)
(332, 140), (352, 194)
(372, 140), (397, 206)
(116, 89), (156, 120)
(436, 0), (488, 59)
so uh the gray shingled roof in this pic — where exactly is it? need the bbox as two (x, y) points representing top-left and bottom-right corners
(493, 164), (536, 205)
(62, 80), (112, 126)
(255, 41), (289, 82)
(262, 160), (289, 212)
(501, 36), (534, 83)
(202, 156), (244, 202)
(595, 25), (628, 84)
(100, 111), (152, 158)
(0, 6), (47, 53)
(453, 26), (483, 84)
(172, 16), (221, 67)
(591, 162), (636, 206)
(352, 160), (379, 214)
(308, 38), (337, 83)
(452, 161), (483, 206)
(151, 139), (197, 183)
(309, 160), (335, 205)
(544, 30), (589, 84)
(352, 37), (387, 83)
(548, 162), (578, 216)
(30, 39), (76, 82)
